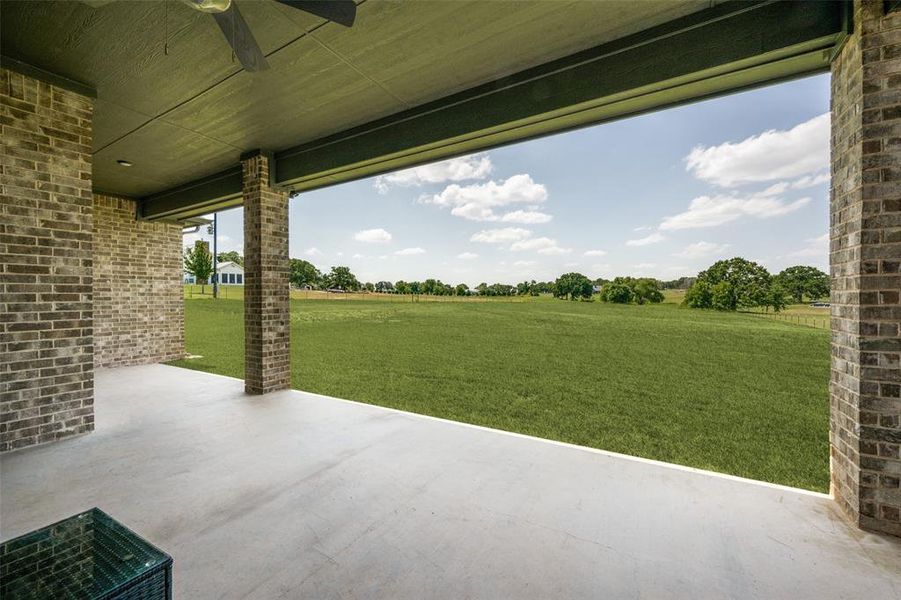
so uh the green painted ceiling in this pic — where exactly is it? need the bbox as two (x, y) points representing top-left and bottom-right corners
(1, 0), (715, 199)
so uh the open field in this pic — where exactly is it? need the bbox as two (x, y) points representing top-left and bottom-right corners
(172, 295), (830, 492)
(183, 284), (529, 303)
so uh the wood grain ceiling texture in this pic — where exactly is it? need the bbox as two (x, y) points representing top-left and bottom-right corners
(2, 0), (711, 198)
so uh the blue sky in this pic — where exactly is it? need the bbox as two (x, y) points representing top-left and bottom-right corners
(191, 74), (830, 286)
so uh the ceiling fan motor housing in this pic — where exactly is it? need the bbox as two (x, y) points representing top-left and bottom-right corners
(184, 0), (232, 13)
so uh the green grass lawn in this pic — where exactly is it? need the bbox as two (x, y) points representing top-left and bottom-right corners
(171, 295), (830, 492)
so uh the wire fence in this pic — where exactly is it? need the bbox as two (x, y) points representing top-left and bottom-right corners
(739, 309), (830, 330)
(183, 285), (529, 303)
(184, 284), (240, 300)
(291, 290), (531, 303)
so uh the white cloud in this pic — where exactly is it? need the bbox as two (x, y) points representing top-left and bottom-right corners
(759, 182), (789, 197)
(664, 265), (691, 276)
(760, 172), (830, 197)
(354, 228), (392, 243)
(583, 249), (607, 257)
(182, 232), (202, 247)
(564, 262), (580, 268)
(790, 173), (830, 189)
(659, 195), (811, 231)
(457, 252), (479, 260)
(632, 263), (659, 277)
(509, 236), (571, 255)
(626, 232), (667, 246)
(304, 247), (322, 257)
(633, 225), (653, 232)
(422, 174), (549, 222)
(471, 227), (532, 244)
(674, 241), (731, 259)
(374, 154), (493, 193)
(513, 260), (536, 267)
(685, 113), (829, 187)
(184, 231), (238, 253)
(787, 233), (829, 258)
(395, 247), (426, 256)
(500, 210), (553, 224)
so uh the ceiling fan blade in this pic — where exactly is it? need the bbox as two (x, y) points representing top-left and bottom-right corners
(275, 0), (357, 27)
(211, 3), (270, 72)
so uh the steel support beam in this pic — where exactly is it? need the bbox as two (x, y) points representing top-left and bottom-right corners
(138, 0), (849, 221)
(138, 167), (242, 221)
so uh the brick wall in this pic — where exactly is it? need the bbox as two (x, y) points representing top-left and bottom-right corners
(830, 0), (901, 537)
(0, 67), (94, 452)
(93, 194), (184, 368)
(242, 152), (290, 395)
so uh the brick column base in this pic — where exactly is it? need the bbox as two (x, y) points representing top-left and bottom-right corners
(242, 152), (290, 395)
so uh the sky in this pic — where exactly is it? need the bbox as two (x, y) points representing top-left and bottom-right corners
(187, 74), (831, 286)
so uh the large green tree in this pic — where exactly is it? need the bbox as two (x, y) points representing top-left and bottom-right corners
(324, 266), (360, 291)
(631, 278), (665, 304)
(184, 241), (213, 292)
(599, 281), (633, 304)
(216, 250), (243, 266)
(683, 280), (713, 308)
(553, 272), (593, 301)
(684, 257), (775, 311)
(600, 277), (663, 304)
(422, 278), (439, 295)
(289, 258), (321, 289)
(776, 265), (829, 303)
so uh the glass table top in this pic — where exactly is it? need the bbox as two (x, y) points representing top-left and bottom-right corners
(0, 508), (172, 599)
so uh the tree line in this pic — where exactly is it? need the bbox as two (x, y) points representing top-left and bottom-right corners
(290, 258), (545, 297)
(186, 245), (829, 310)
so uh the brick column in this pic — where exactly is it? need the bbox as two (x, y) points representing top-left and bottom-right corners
(830, 0), (900, 537)
(242, 151), (290, 394)
(0, 68), (94, 451)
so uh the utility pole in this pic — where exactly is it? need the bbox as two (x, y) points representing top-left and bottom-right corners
(211, 213), (219, 299)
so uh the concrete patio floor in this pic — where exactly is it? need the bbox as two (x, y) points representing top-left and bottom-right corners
(1, 364), (899, 599)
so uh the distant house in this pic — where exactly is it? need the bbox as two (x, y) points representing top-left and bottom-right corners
(184, 260), (244, 285)
(216, 261), (244, 285)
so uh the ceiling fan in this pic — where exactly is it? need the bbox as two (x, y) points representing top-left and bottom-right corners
(185, 0), (356, 71)
(84, 0), (357, 72)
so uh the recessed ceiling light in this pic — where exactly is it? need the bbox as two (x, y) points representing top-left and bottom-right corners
(117, 160), (133, 167)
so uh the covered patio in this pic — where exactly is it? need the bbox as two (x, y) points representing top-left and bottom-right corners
(2, 364), (899, 598)
(1, 0), (900, 594)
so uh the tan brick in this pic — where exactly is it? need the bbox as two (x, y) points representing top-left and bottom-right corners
(1, 67), (94, 452)
(242, 152), (290, 395)
(830, 0), (901, 537)
(92, 195), (184, 367)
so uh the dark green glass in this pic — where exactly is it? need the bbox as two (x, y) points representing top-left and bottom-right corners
(1, 508), (172, 599)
